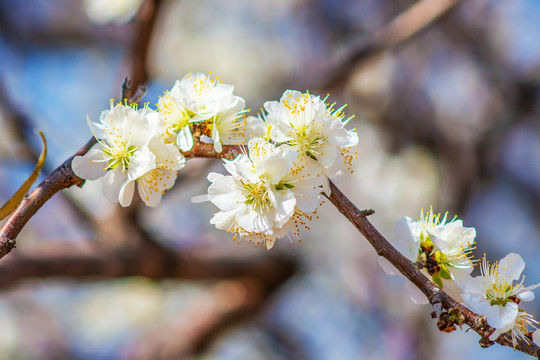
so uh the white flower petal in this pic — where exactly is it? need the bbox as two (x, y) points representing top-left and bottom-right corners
(405, 281), (429, 305)
(316, 142), (338, 168)
(127, 146), (156, 181)
(223, 155), (258, 182)
(236, 206), (273, 234)
(103, 166), (128, 204)
(212, 125), (223, 153)
(244, 116), (267, 138)
(533, 330), (540, 346)
(265, 236), (276, 250)
(378, 256), (398, 276)
(485, 302), (518, 330)
(498, 253), (525, 281)
(87, 115), (107, 139)
(207, 174), (242, 211)
(177, 126), (194, 152)
(210, 209), (237, 231)
(344, 130), (359, 147)
(274, 190), (296, 228)
(517, 291), (535, 302)
(71, 149), (107, 180)
(393, 217), (420, 262)
(119, 180), (135, 207)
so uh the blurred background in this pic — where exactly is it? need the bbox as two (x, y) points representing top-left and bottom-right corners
(0, 0), (540, 359)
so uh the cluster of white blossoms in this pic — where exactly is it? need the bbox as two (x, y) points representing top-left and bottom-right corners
(71, 71), (540, 349)
(387, 207), (540, 347)
(73, 73), (261, 208)
(72, 73), (359, 244)
(206, 90), (358, 249)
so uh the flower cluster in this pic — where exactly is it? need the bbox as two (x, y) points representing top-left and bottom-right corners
(71, 71), (540, 349)
(388, 207), (540, 347)
(73, 72), (258, 207)
(392, 207), (476, 289)
(72, 73), (359, 240)
(264, 90), (358, 182)
(205, 90), (358, 249)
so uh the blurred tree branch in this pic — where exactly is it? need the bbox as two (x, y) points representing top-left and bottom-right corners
(0, 241), (295, 290)
(130, 0), (163, 90)
(318, 0), (462, 90)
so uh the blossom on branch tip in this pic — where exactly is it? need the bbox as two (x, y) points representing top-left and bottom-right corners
(206, 138), (326, 249)
(263, 90), (358, 182)
(72, 102), (185, 207)
(494, 309), (539, 348)
(457, 253), (540, 345)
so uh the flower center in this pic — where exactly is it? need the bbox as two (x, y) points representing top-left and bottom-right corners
(103, 142), (138, 171)
(486, 281), (515, 306)
(290, 124), (327, 157)
(243, 180), (271, 212)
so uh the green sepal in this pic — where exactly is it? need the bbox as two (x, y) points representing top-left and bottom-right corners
(438, 264), (452, 280)
(432, 274), (443, 288)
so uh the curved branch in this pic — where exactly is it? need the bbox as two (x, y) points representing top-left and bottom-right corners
(0, 137), (97, 259)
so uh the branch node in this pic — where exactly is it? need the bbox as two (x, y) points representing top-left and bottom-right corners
(1, 235), (16, 251)
(479, 337), (494, 348)
(360, 209), (375, 217)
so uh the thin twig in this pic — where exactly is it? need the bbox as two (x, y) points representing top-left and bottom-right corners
(325, 181), (540, 356)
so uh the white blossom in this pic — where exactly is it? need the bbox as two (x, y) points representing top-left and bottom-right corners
(72, 103), (185, 207)
(157, 73), (255, 153)
(490, 310), (539, 348)
(458, 253), (540, 341)
(381, 208), (476, 303)
(263, 90), (358, 182)
(206, 138), (326, 249)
